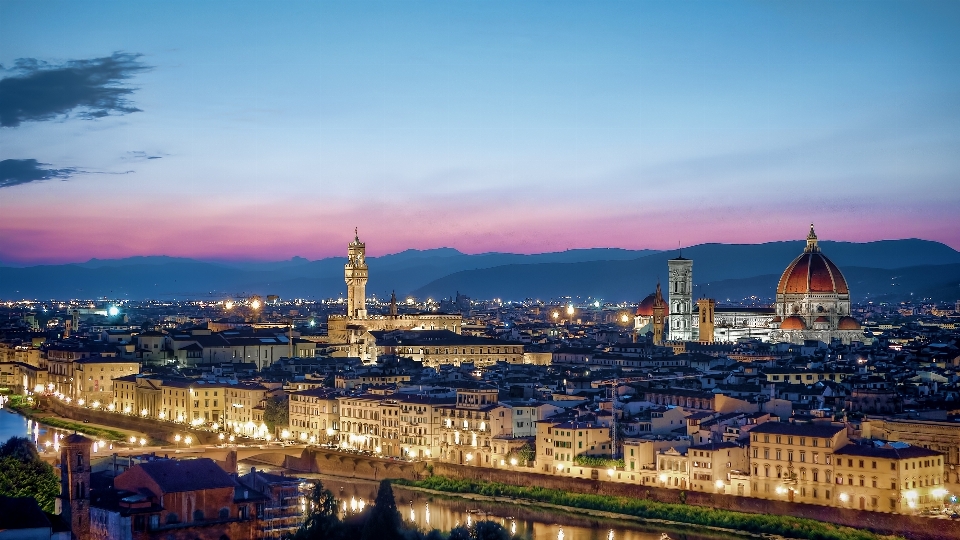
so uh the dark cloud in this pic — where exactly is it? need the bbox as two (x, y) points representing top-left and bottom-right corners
(0, 159), (77, 188)
(125, 150), (165, 161)
(0, 52), (150, 128)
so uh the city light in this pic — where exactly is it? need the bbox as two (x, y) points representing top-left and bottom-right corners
(606, 468), (615, 477)
(510, 458), (518, 466)
(107, 306), (120, 317)
(715, 480), (725, 490)
(838, 493), (849, 503)
(184, 436), (192, 445)
(225, 301), (234, 309)
(250, 299), (261, 310)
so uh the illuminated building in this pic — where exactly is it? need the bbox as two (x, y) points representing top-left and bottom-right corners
(668, 256), (693, 341)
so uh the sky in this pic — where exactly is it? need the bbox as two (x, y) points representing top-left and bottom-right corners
(1, 0), (959, 265)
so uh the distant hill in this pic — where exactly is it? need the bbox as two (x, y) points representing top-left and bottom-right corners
(1, 240), (958, 302)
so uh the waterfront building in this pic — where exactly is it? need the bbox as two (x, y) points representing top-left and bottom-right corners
(832, 442), (945, 513)
(288, 387), (341, 445)
(535, 418), (612, 475)
(90, 458), (263, 539)
(370, 329), (524, 367)
(748, 421), (849, 506)
(239, 467), (304, 539)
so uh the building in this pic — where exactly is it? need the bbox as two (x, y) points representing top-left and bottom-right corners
(238, 468), (304, 539)
(668, 256), (693, 341)
(696, 299), (715, 343)
(89, 458), (263, 540)
(371, 329), (524, 367)
(832, 442), (945, 513)
(71, 357), (139, 407)
(58, 434), (92, 540)
(326, 232), (463, 361)
(862, 418), (960, 488)
(535, 418), (612, 475)
(748, 421), (849, 506)
(288, 387), (340, 445)
(768, 225), (865, 345)
(0, 495), (71, 540)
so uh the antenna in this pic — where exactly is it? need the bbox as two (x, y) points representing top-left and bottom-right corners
(678, 241), (682, 258)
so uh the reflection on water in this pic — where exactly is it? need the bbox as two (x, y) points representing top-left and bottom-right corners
(0, 409), (75, 453)
(281, 469), (739, 540)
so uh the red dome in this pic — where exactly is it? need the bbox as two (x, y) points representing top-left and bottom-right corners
(781, 316), (806, 330)
(636, 293), (657, 316)
(777, 226), (849, 295)
(838, 316), (861, 330)
(815, 316), (828, 323)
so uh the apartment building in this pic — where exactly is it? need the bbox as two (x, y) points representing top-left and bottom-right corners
(832, 442), (945, 513)
(223, 383), (270, 435)
(749, 422), (849, 506)
(438, 388), (498, 465)
(288, 388), (340, 444)
(535, 419), (611, 475)
(687, 441), (749, 494)
(337, 394), (384, 452)
(72, 357), (139, 406)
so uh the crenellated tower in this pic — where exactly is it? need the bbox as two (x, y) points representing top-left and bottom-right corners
(345, 228), (368, 318)
(652, 281), (666, 346)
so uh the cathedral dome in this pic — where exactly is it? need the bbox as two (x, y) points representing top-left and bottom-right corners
(636, 293), (658, 316)
(838, 316), (861, 330)
(776, 225), (849, 295)
(781, 316), (806, 330)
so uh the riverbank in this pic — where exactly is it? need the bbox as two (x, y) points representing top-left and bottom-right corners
(4, 399), (133, 441)
(394, 477), (897, 540)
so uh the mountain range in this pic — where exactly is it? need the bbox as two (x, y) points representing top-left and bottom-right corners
(1, 240), (959, 303)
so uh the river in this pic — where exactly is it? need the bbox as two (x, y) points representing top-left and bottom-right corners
(0, 409), (743, 540)
(0, 407), (80, 455)
(238, 462), (745, 540)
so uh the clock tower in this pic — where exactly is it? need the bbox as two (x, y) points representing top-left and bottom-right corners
(668, 255), (693, 341)
(345, 228), (368, 318)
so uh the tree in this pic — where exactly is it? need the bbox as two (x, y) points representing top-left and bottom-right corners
(0, 436), (59, 512)
(360, 480), (404, 540)
(263, 395), (289, 433)
(447, 522), (515, 540)
(291, 480), (343, 540)
(516, 443), (534, 466)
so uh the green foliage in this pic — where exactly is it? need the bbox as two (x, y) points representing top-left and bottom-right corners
(264, 395), (289, 432)
(361, 480), (404, 540)
(0, 436), (60, 512)
(0, 436), (40, 462)
(447, 522), (517, 540)
(516, 444), (534, 465)
(573, 455), (624, 468)
(32, 416), (126, 441)
(394, 476), (887, 540)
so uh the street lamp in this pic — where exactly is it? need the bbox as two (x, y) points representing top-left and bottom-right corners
(184, 436), (192, 446)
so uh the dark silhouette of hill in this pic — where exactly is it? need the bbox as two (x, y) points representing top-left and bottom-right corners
(1, 240), (958, 301)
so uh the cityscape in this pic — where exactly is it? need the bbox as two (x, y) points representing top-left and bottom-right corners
(2, 2), (960, 540)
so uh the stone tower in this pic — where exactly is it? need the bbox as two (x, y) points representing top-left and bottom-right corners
(668, 255), (693, 341)
(59, 433), (93, 540)
(697, 298), (715, 342)
(652, 281), (666, 346)
(345, 229), (368, 318)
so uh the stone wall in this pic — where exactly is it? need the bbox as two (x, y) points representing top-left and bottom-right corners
(432, 463), (960, 540)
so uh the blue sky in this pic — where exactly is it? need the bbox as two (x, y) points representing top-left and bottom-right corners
(1, 0), (958, 263)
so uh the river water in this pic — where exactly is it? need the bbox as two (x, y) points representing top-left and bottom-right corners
(0, 407), (79, 455)
(238, 462), (744, 540)
(0, 409), (742, 540)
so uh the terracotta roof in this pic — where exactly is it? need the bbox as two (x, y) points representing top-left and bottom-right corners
(780, 316), (806, 330)
(132, 458), (236, 493)
(838, 316), (861, 330)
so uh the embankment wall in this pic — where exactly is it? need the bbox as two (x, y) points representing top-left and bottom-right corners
(432, 462), (960, 540)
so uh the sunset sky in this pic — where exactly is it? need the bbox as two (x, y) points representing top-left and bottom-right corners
(1, 0), (959, 264)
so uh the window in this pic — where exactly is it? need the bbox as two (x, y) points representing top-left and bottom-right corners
(219, 508), (230, 519)
(166, 513), (179, 524)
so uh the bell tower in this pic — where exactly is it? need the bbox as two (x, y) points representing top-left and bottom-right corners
(59, 433), (93, 540)
(697, 298), (715, 342)
(668, 254), (693, 342)
(652, 281), (666, 346)
(345, 228), (368, 318)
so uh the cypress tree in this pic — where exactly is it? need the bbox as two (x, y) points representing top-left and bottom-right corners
(361, 480), (404, 540)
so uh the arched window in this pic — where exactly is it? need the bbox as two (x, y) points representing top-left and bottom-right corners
(166, 513), (179, 524)
(219, 508), (230, 519)
(193, 509), (204, 522)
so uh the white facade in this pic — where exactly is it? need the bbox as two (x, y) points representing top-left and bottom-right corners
(668, 257), (693, 341)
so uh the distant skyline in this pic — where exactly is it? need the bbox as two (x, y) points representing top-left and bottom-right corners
(2, 1), (959, 264)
